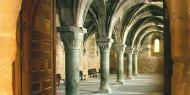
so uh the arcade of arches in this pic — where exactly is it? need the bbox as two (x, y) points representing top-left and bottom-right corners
(0, 0), (190, 95)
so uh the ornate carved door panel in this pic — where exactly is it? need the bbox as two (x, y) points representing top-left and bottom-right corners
(21, 0), (55, 95)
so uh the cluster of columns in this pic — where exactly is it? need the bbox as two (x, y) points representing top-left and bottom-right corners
(57, 26), (140, 95)
(57, 26), (114, 94)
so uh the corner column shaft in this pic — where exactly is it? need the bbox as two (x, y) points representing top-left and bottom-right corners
(126, 48), (133, 79)
(116, 45), (126, 84)
(133, 49), (139, 76)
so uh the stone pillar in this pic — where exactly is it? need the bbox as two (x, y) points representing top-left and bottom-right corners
(126, 48), (133, 79)
(116, 45), (126, 84)
(133, 49), (139, 76)
(97, 38), (113, 93)
(168, 0), (190, 94)
(58, 26), (86, 95)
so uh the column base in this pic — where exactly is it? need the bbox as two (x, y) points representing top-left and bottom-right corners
(117, 80), (124, 84)
(99, 86), (111, 93)
(133, 73), (138, 76)
(127, 76), (133, 79)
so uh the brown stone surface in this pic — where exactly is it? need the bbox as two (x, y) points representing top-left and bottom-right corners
(167, 0), (190, 94)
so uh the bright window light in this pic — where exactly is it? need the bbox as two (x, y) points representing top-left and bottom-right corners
(154, 39), (160, 52)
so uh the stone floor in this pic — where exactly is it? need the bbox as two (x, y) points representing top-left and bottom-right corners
(57, 74), (163, 95)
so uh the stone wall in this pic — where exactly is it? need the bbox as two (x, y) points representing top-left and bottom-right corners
(80, 35), (100, 76)
(138, 51), (164, 74)
(137, 36), (164, 74)
(110, 47), (117, 74)
(56, 32), (65, 79)
(110, 47), (164, 74)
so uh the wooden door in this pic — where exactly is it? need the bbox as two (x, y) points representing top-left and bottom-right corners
(20, 0), (55, 95)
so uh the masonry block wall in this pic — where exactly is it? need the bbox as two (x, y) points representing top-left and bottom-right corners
(110, 47), (117, 74)
(138, 51), (164, 74)
(110, 44), (164, 75)
(80, 35), (100, 76)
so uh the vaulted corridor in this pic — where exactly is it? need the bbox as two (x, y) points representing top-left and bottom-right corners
(1, 0), (190, 95)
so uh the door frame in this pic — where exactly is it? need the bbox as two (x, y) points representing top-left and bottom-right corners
(14, 0), (56, 95)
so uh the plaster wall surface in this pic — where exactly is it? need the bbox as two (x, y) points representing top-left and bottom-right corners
(0, 0), (22, 94)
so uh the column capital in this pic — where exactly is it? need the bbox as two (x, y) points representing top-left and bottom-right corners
(115, 45), (126, 54)
(57, 26), (87, 49)
(97, 38), (114, 52)
(125, 47), (134, 54)
(133, 49), (139, 55)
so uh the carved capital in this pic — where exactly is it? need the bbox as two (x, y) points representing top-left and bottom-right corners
(133, 49), (139, 55)
(97, 38), (114, 52)
(57, 26), (87, 49)
(115, 45), (126, 55)
(125, 48), (134, 54)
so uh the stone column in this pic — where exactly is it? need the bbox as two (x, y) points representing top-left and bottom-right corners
(133, 49), (139, 76)
(169, 1), (190, 94)
(58, 26), (86, 95)
(126, 48), (133, 79)
(116, 45), (126, 84)
(97, 38), (113, 93)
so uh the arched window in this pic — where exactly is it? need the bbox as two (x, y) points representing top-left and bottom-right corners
(154, 39), (160, 52)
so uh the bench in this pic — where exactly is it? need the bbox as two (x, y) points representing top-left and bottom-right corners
(110, 68), (117, 74)
(98, 68), (101, 75)
(79, 71), (87, 80)
(56, 74), (64, 87)
(88, 69), (98, 78)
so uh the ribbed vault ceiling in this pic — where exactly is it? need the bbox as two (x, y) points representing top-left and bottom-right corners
(56, 0), (164, 49)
